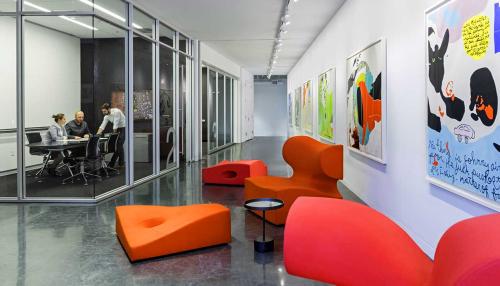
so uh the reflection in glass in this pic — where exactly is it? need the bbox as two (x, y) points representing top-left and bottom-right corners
(0, 16), (17, 197)
(133, 7), (155, 38)
(225, 77), (232, 144)
(0, 0), (16, 12)
(160, 23), (175, 47)
(208, 70), (217, 151)
(24, 16), (127, 198)
(178, 55), (191, 162)
(217, 73), (225, 147)
(201, 68), (208, 155)
(179, 34), (188, 53)
(133, 35), (154, 180)
(159, 45), (176, 171)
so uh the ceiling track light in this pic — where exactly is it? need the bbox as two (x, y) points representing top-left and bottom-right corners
(267, 1), (293, 77)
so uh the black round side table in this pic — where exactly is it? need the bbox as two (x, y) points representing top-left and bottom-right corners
(244, 198), (284, 253)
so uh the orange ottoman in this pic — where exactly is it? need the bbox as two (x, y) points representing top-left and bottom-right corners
(116, 204), (231, 262)
(202, 160), (268, 186)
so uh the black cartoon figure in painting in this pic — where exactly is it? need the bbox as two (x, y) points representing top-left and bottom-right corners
(428, 27), (465, 122)
(494, 143), (500, 152)
(469, 68), (498, 127)
(428, 99), (442, 132)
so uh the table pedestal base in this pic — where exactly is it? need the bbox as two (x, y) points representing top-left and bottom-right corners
(254, 238), (274, 252)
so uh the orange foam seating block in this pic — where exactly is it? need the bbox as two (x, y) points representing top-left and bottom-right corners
(245, 136), (343, 225)
(202, 160), (268, 186)
(116, 204), (231, 262)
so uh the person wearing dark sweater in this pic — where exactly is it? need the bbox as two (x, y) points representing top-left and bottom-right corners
(65, 111), (91, 139)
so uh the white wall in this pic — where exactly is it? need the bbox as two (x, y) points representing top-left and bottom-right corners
(0, 17), (81, 172)
(200, 42), (254, 143)
(254, 81), (287, 137)
(287, 0), (494, 257)
(240, 68), (254, 142)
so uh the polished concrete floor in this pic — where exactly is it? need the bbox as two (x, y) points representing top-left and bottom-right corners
(0, 137), (363, 286)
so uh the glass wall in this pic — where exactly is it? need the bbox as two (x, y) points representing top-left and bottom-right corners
(133, 35), (154, 180)
(179, 55), (192, 161)
(23, 15), (128, 198)
(217, 73), (225, 147)
(208, 70), (217, 151)
(159, 44), (175, 170)
(0, 1), (193, 202)
(202, 66), (236, 154)
(0, 14), (17, 197)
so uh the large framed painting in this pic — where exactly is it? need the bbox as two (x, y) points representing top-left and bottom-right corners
(302, 80), (313, 134)
(288, 91), (293, 127)
(426, 0), (500, 211)
(294, 87), (301, 129)
(346, 39), (387, 163)
(318, 68), (335, 142)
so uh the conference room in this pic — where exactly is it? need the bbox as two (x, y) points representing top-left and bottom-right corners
(0, 0), (188, 200)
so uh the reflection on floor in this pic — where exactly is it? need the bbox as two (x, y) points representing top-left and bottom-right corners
(0, 137), (363, 286)
(0, 162), (157, 198)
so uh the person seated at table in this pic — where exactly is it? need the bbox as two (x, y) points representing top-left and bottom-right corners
(44, 113), (69, 175)
(65, 111), (90, 139)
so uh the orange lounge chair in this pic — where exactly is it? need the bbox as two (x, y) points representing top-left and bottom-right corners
(244, 136), (343, 225)
(116, 204), (231, 262)
(202, 160), (268, 186)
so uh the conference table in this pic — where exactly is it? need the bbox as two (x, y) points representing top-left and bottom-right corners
(26, 137), (109, 180)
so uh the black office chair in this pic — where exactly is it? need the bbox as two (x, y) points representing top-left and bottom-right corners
(26, 132), (51, 177)
(97, 133), (120, 177)
(62, 135), (101, 185)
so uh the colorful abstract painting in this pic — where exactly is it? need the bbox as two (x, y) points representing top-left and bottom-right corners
(426, 0), (500, 210)
(302, 80), (313, 133)
(294, 87), (301, 129)
(318, 69), (335, 141)
(288, 92), (293, 127)
(346, 39), (386, 163)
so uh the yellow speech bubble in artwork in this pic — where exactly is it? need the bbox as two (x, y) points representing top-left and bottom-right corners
(462, 15), (490, 60)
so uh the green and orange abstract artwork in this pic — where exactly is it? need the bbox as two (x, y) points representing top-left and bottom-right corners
(318, 69), (335, 141)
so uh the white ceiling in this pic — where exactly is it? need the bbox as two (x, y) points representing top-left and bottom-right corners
(134, 0), (345, 75)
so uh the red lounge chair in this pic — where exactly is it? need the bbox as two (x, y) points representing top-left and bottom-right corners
(202, 160), (268, 186)
(284, 197), (500, 286)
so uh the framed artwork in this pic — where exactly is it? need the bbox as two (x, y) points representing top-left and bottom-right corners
(294, 87), (301, 129)
(288, 91), (293, 127)
(302, 80), (313, 134)
(346, 38), (387, 163)
(318, 68), (336, 142)
(426, 0), (500, 211)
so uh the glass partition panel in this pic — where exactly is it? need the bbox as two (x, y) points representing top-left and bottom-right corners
(133, 7), (154, 38)
(179, 33), (188, 53)
(24, 16), (127, 198)
(0, 0), (16, 12)
(133, 35), (154, 180)
(159, 23), (175, 47)
(82, 0), (127, 27)
(0, 15), (17, 197)
(159, 45), (175, 171)
(22, 0), (89, 12)
(217, 73), (225, 147)
(208, 70), (217, 151)
(201, 67), (208, 155)
(225, 77), (232, 144)
(178, 54), (191, 161)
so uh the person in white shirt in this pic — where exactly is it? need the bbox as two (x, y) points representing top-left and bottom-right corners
(97, 103), (126, 167)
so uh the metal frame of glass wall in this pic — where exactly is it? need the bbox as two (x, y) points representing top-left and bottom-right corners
(202, 64), (236, 154)
(0, 0), (194, 203)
